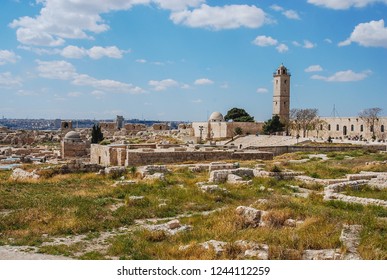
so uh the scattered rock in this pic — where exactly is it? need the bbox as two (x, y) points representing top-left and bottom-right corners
(11, 168), (40, 180)
(143, 172), (165, 181)
(235, 206), (266, 228)
(303, 249), (341, 260)
(340, 224), (362, 260)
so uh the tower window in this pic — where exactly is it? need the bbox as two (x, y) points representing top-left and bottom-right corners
(351, 125), (354, 131)
(284, 80), (287, 84)
(328, 124), (331, 131)
(360, 125), (363, 132)
(381, 125), (385, 132)
(336, 124), (339, 131)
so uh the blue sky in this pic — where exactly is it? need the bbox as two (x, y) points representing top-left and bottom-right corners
(0, 0), (386, 121)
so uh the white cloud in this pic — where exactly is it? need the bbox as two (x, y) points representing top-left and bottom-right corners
(148, 79), (179, 91)
(270, 4), (284, 11)
(36, 60), (77, 80)
(283, 10), (301, 20)
(0, 72), (23, 88)
(153, 0), (205, 11)
(256, 87), (269, 94)
(339, 19), (387, 48)
(9, 0), (152, 46)
(324, 38), (333, 44)
(170, 4), (268, 30)
(136, 59), (147, 63)
(0, 50), (21, 65)
(194, 78), (214, 85)
(305, 65), (323, 72)
(276, 43), (289, 53)
(88, 46), (125, 59)
(308, 0), (387, 10)
(293, 40), (316, 48)
(303, 40), (316, 48)
(252, 35), (278, 46)
(311, 70), (371, 82)
(36, 60), (144, 93)
(61, 45), (126, 59)
(10, 1), (269, 46)
(191, 99), (202, 103)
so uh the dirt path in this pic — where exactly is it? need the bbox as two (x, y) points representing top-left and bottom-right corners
(0, 245), (72, 260)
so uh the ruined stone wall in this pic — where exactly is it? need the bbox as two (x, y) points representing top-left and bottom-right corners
(124, 123), (147, 132)
(227, 122), (264, 137)
(125, 150), (273, 166)
(99, 122), (117, 131)
(90, 144), (113, 166)
(152, 123), (169, 130)
(61, 141), (88, 158)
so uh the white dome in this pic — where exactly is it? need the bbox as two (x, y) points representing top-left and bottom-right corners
(209, 112), (224, 122)
(64, 131), (81, 140)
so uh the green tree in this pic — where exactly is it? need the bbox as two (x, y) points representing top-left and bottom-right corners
(91, 124), (104, 144)
(262, 115), (285, 135)
(234, 127), (243, 135)
(224, 108), (254, 122)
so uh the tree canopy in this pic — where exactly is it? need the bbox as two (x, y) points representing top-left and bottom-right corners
(359, 107), (383, 139)
(262, 115), (285, 135)
(290, 108), (319, 137)
(224, 108), (254, 122)
(91, 124), (104, 144)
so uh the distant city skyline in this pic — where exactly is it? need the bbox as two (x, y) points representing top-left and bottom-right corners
(1, 0), (386, 121)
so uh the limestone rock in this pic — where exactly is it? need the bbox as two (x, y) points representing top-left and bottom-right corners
(235, 206), (266, 227)
(143, 172), (165, 181)
(303, 249), (341, 260)
(11, 168), (40, 180)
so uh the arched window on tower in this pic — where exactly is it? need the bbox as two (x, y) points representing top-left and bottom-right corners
(381, 125), (385, 133)
(336, 124), (339, 131)
(328, 124), (331, 131)
(351, 125), (354, 131)
(360, 125), (364, 132)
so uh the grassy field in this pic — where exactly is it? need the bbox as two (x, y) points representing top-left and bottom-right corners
(0, 149), (386, 259)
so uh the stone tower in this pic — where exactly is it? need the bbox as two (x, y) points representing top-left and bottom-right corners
(273, 64), (291, 123)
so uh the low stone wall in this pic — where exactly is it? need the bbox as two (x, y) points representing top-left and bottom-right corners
(125, 150), (273, 166)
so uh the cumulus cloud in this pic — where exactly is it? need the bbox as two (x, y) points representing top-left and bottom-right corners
(270, 5), (301, 20)
(0, 50), (21, 65)
(194, 78), (214, 85)
(252, 35), (278, 46)
(253, 35), (288, 53)
(307, 0), (387, 10)
(36, 60), (144, 93)
(293, 40), (317, 48)
(153, 0), (205, 11)
(305, 65), (323, 72)
(339, 19), (387, 48)
(148, 79), (179, 91)
(276, 43), (289, 53)
(170, 4), (268, 30)
(0, 72), (23, 88)
(282, 10), (301, 20)
(36, 60), (77, 80)
(9, 1), (269, 46)
(311, 70), (372, 82)
(60, 45), (126, 59)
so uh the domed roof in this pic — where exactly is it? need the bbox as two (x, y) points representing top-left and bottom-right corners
(209, 111), (224, 122)
(64, 130), (81, 139)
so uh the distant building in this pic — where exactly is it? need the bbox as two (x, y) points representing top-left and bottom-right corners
(61, 131), (89, 159)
